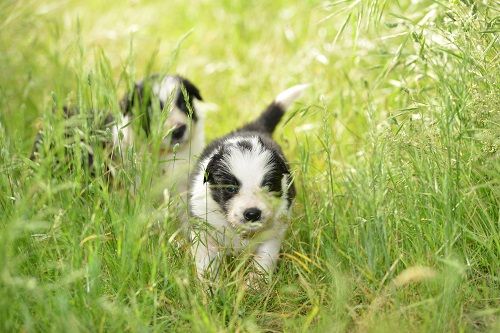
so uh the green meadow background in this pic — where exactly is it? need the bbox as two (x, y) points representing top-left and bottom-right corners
(0, 0), (498, 332)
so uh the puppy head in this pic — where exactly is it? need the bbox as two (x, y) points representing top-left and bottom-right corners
(120, 75), (203, 149)
(203, 136), (295, 235)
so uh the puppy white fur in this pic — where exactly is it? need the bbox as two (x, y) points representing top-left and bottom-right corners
(113, 75), (204, 197)
(189, 84), (308, 281)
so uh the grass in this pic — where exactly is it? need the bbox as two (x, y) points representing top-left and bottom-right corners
(1, 0), (499, 332)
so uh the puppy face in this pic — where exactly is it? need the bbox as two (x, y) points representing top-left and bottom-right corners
(204, 136), (295, 235)
(121, 75), (202, 151)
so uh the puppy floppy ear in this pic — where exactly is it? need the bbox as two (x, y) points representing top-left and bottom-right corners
(120, 82), (144, 115)
(203, 148), (224, 184)
(282, 173), (296, 206)
(179, 76), (203, 101)
(120, 81), (154, 136)
(203, 156), (217, 184)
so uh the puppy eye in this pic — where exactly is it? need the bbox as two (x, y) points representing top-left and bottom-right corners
(225, 185), (238, 193)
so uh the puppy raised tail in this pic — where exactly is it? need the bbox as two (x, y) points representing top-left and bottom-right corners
(240, 83), (310, 135)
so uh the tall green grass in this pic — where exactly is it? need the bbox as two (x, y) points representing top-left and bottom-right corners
(1, 0), (498, 332)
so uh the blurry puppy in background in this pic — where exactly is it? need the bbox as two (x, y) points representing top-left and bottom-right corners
(189, 83), (308, 283)
(115, 74), (204, 198)
(31, 74), (204, 202)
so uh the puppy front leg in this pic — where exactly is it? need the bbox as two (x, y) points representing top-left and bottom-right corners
(249, 227), (287, 286)
(253, 237), (283, 275)
(191, 231), (220, 280)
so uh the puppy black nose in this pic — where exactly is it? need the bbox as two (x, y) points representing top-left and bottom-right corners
(243, 208), (261, 222)
(171, 124), (187, 140)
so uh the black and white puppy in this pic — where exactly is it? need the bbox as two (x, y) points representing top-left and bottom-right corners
(115, 74), (204, 195)
(31, 74), (204, 198)
(189, 83), (308, 281)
